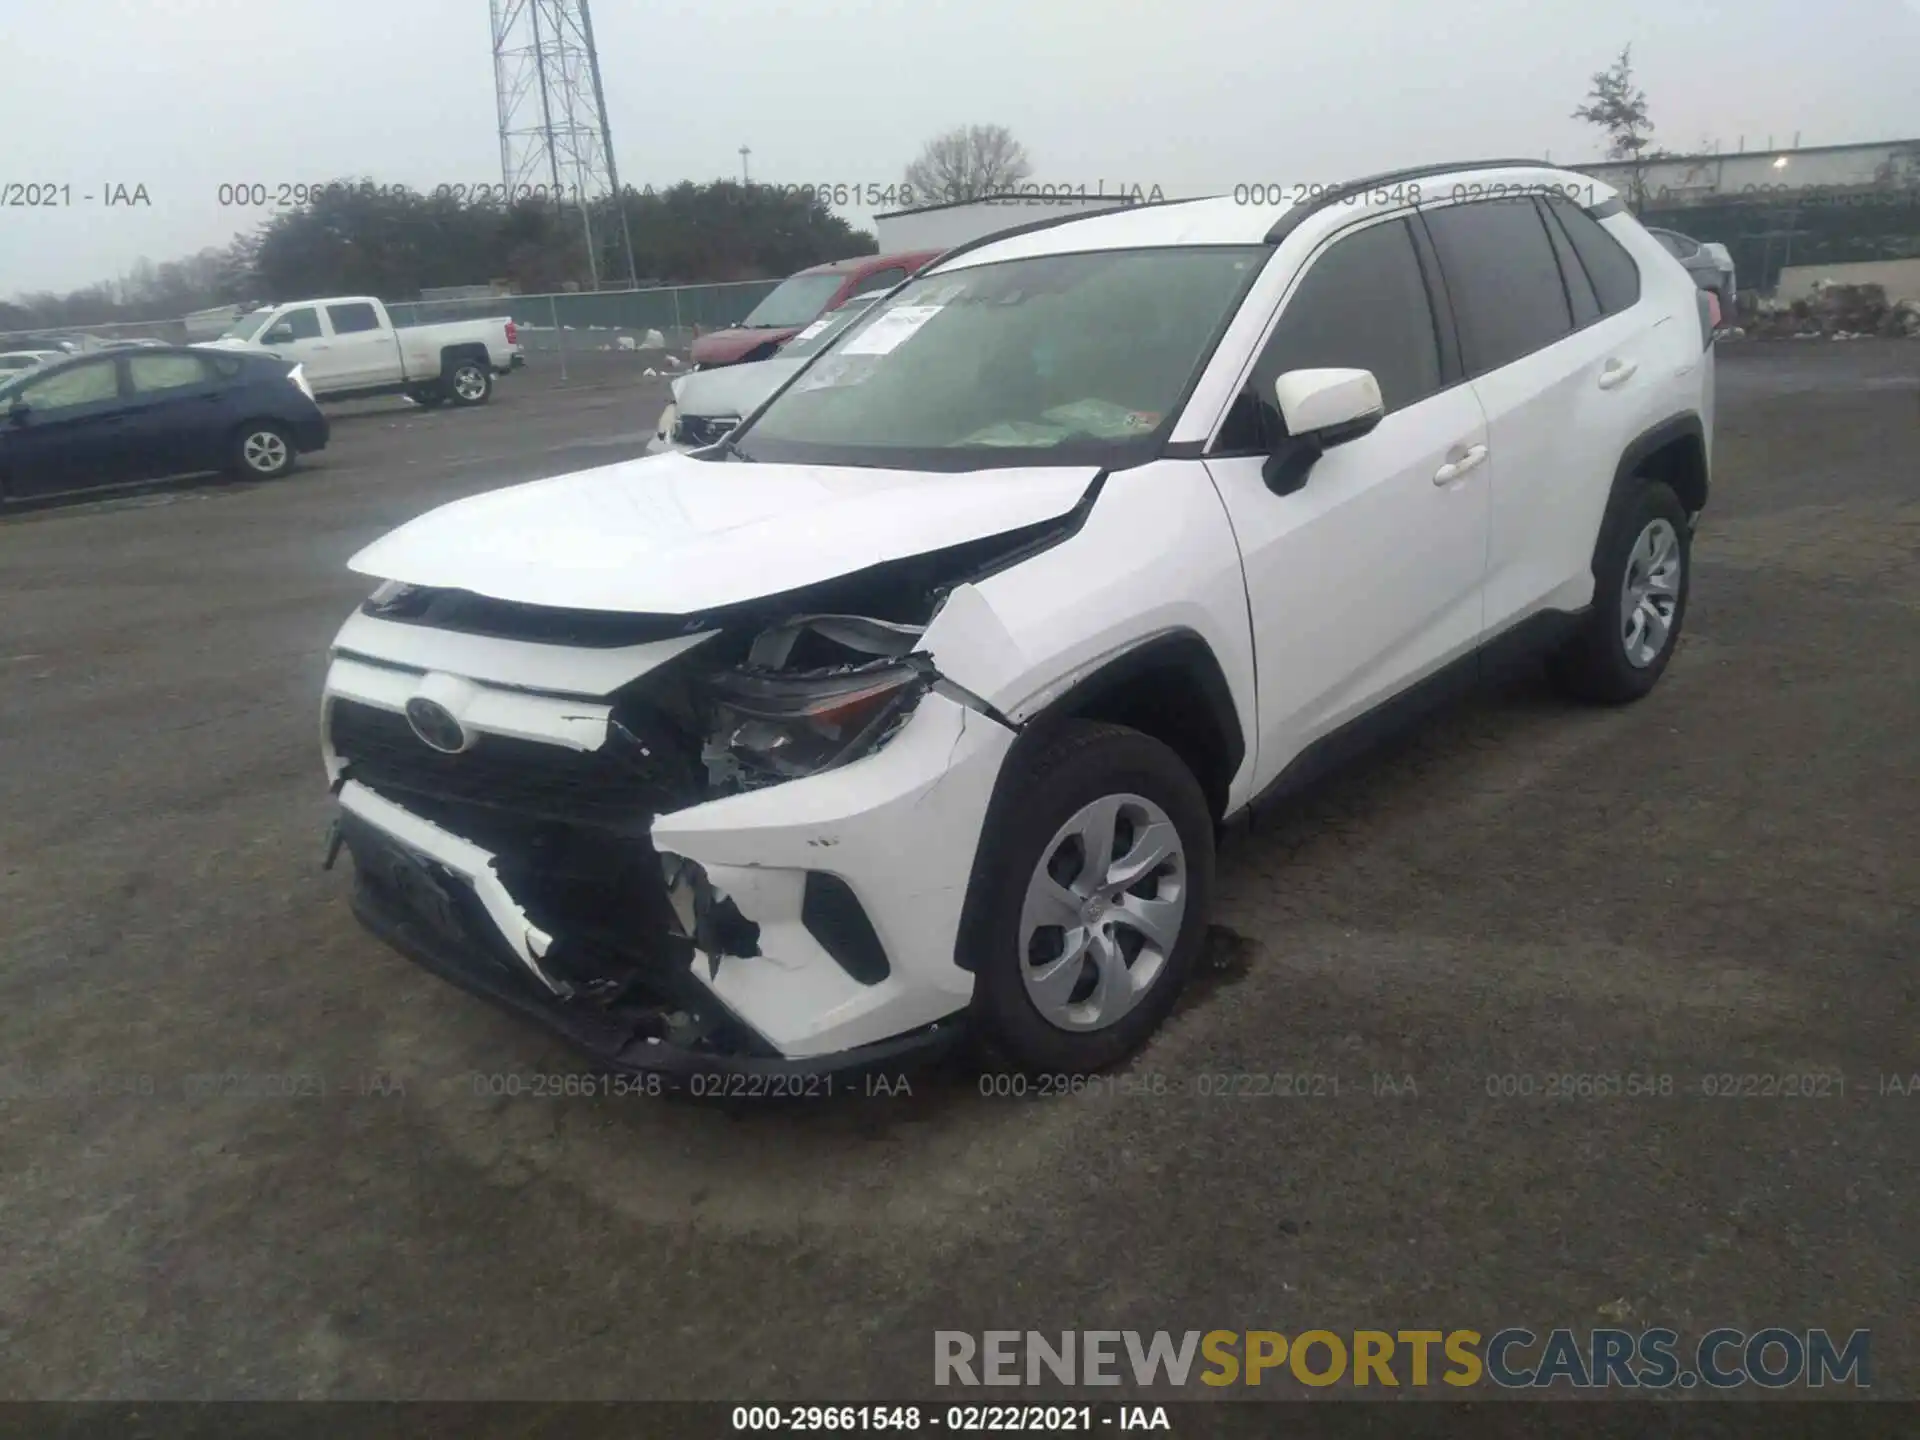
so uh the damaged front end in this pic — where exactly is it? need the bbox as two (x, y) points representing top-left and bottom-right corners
(324, 529), (1046, 1078)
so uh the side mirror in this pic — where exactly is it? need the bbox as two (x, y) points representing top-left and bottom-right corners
(264, 324), (295, 345)
(1262, 367), (1384, 495)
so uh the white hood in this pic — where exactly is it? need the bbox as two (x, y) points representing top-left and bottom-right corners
(347, 448), (1099, 614)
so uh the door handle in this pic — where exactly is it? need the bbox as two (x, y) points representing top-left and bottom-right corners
(1598, 358), (1639, 390)
(1432, 443), (1487, 486)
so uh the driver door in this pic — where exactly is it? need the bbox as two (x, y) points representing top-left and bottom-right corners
(0, 356), (133, 499)
(256, 305), (347, 391)
(1199, 214), (1492, 792)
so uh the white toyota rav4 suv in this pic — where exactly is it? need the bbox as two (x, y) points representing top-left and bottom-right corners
(320, 161), (1713, 1082)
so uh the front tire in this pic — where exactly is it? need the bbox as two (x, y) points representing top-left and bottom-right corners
(445, 360), (492, 407)
(1549, 479), (1691, 704)
(968, 722), (1215, 1074)
(229, 421), (296, 480)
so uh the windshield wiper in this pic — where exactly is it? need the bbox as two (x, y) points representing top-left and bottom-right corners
(711, 433), (756, 462)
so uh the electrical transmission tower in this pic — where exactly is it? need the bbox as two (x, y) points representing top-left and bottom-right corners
(491, 0), (638, 288)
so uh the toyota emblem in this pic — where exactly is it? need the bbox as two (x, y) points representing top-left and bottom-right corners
(405, 696), (469, 754)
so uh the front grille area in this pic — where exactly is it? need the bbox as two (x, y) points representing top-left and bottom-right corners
(328, 698), (691, 830)
(673, 413), (737, 447)
(360, 586), (703, 647)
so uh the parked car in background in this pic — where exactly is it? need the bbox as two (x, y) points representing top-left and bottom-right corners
(199, 295), (522, 408)
(688, 250), (942, 369)
(0, 346), (327, 503)
(91, 338), (171, 350)
(0, 349), (67, 379)
(1647, 228), (1736, 320)
(650, 295), (881, 453)
(319, 161), (1713, 1081)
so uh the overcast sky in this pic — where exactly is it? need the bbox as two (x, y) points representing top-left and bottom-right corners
(4, 0), (1918, 296)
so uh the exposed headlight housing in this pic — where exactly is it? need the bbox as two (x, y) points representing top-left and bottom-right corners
(702, 662), (930, 787)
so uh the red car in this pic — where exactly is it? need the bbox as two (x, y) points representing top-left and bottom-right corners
(690, 250), (943, 368)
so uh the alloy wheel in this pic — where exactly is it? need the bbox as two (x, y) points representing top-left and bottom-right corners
(243, 430), (289, 474)
(1018, 793), (1188, 1032)
(1620, 517), (1683, 668)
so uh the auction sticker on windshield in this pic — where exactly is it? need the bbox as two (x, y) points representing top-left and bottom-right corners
(790, 317), (835, 343)
(840, 304), (943, 356)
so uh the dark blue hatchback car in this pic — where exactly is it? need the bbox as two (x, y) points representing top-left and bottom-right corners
(0, 345), (328, 503)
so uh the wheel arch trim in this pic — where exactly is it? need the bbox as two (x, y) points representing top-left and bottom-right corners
(949, 628), (1245, 975)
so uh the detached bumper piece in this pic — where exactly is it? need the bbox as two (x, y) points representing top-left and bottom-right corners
(335, 802), (960, 1085)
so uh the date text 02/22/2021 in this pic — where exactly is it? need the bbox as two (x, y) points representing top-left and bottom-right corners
(729, 1405), (1165, 1433)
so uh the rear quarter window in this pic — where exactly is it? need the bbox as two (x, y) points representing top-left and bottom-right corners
(1545, 197), (1641, 315)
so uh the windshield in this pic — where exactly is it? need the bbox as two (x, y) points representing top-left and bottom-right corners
(738, 273), (844, 330)
(221, 309), (273, 341)
(779, 299), (878, 359)
(733, 246), (1267, 470)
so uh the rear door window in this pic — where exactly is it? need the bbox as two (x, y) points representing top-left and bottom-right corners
(326, 302), (381, 334)
(1421, 200), (1574, 375)
(128, 353), (216, 393)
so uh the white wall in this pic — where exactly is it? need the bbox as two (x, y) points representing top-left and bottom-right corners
(875, 196), (1134, 254)
(1774, 258), (1920, 304)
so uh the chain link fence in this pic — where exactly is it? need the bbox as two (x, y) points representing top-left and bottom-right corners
(389, 280), (783, 358)
(0, 316), (189, 352)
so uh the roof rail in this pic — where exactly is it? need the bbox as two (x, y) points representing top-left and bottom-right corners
(1263, 156), (1559, 243)
(916, 194), (1226, 275)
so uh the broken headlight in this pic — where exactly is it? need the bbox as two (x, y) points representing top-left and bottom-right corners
(703, 662), (929, 785)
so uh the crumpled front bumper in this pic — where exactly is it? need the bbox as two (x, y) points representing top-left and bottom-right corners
(325, 652), (1017, 1074)
(342, 808), (964, 1081)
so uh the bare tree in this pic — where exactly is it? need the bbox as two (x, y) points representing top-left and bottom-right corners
(903, 124), (1033, 206)
(1573, 45), (1666, 212)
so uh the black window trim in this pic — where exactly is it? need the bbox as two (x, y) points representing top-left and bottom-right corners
(1538, 192), (1642, 317)
(1198, 208), (1470, 461)
(1534, 195), (1602, 328)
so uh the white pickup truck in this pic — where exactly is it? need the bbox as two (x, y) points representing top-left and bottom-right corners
(199, 295), (522, 408)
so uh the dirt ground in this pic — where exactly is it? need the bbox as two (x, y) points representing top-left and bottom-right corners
(1, 341), (1915, 1404)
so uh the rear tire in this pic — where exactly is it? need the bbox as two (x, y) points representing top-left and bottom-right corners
(228, 421), (296, 480)
(445, 360), (492, 407)
(967, 721), (1215, 1075)
(1548, 479), (1691, 704)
